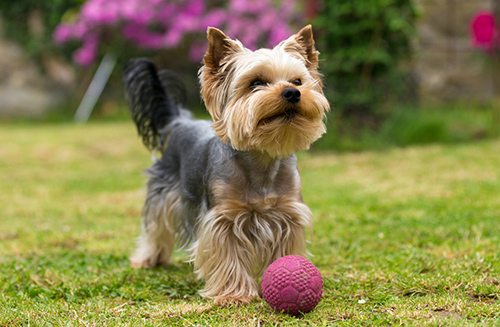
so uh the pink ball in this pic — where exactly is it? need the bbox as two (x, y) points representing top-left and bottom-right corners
(261, 255), (323, 315)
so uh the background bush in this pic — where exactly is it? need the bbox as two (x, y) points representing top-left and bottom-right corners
(314, 0), (418, 122)
(0, 0), (495, 150)
(0, 0), (82, 65)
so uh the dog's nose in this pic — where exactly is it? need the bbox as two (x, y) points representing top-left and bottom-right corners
(282, 88), (301, 103)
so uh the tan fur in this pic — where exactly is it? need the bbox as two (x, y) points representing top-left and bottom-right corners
(199, 25), (330, 158)
(190, 178), (312, 305)
(282, 25), (320, 71)
(130, 181), (182, 268)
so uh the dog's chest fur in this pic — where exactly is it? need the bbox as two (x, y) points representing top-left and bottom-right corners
(209, 151), (304, 220)
(193, 150), (312, 277)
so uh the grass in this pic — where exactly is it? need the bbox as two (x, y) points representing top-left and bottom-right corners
(314, 103), (497, 152)
(1, 122), (499, 326)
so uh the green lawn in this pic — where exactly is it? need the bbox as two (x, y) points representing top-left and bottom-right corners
(1, 122), (499, 326)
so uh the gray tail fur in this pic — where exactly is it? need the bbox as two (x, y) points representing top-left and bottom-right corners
(123, 58), (185, 151)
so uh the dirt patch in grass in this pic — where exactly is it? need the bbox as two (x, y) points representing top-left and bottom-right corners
(431, 308), (462, 319)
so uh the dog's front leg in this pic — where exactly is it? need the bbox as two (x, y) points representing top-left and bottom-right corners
(191, 207), (259, 306)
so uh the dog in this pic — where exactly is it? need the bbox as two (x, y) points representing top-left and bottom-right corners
(123, 25), (330, 305)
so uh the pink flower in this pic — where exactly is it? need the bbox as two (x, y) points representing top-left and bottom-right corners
(470, 11), (496, 51)
(121, 1), (141, 20)
(184, 0), (204, 16)
(230, 0), (248, 13)
(97, 10), (118, 25)
(177, 15), (200, 32)
(259, 11), (278, 30)
(157, 4), (176, 21)
(73, 37), (98, 66)
(80, 0), (102, 23)
(71, 21), (90, 39)
(280, 0), (296, 16)
(163, 28), (183, 47)
(133, 9), (155, 25)
(53, 24), (72, 44)
(268, 23), (292, 47)
(202, 9), (226, 29)
(53, 0), (303, 65)
(240, 31), (259, 50)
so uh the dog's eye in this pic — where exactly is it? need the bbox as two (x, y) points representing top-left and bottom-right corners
(250, 79), (265, 89)
(292, 79), (302, 86)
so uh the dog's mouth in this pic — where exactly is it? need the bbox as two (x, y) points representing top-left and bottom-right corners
(259, 107), (299, 126)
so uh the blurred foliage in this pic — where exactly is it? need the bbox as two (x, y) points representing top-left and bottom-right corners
(0, 0), (83, 65)
(1, 0), (495, 153)
(314, 0), (419, 121)
(52, 0), (302, 66)
(313, 102), (496, 152)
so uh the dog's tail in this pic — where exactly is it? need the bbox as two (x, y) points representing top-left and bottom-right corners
(123, 58), (186, 151)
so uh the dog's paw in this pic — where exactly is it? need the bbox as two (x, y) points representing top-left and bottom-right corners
(130, 256), (156, 268)
(130, 260), (149, 268)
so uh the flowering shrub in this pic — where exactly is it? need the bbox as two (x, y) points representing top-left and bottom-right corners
(53, 0), (302, 66)
(470, 11), (498, 52)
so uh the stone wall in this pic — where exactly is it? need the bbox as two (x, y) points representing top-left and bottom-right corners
(0, 16), (75, 118)
(415, 0), (496, 102)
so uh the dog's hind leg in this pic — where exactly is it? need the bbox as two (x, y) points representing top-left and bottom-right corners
(130, 162), (182, 268)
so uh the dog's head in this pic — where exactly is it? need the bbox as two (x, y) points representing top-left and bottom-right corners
(199, 25), (330, 158)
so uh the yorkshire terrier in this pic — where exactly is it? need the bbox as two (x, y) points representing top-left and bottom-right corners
(123, 25), (330, 305)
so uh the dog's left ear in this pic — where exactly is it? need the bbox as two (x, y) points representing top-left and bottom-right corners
(204, 27), (245, 72)
(282, 25), (319, 70)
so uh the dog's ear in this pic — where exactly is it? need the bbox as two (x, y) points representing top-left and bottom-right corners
(201, 28), (245, 123)
(281, 25), (319, 70)
(204, 27), (244, 71)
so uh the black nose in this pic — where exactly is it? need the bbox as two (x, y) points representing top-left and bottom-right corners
(282, 88), (301, 103)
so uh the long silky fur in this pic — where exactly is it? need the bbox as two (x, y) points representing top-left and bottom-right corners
(190, 191), (312, 305)
(123, 58), (182, 150)
(125, 25), (329, 306)
(130, 161), (183, 268)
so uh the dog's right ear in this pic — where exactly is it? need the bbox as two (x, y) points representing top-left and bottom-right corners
(281, 25), (319, 71)
(204, 27), (244, 70)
